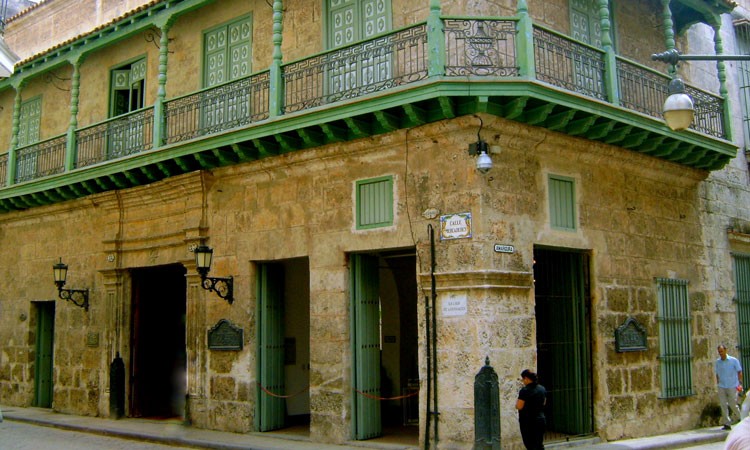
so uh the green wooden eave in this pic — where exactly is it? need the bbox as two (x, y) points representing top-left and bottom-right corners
(0, 78), (735, 213)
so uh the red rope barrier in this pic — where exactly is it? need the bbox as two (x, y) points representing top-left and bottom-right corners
(257, 382), (310, 399)
(353, 388), (419, 401)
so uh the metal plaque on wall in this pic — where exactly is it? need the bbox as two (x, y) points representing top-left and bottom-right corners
(614, 317), (647, 352)
(207, 319), (243, 351)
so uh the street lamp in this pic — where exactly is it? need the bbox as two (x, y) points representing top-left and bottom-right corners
(652, 49), (750, 130)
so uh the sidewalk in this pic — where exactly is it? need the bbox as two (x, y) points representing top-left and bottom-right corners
(0, 404), (730, 449)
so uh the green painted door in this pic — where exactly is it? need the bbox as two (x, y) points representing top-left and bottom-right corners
(534, 249), (592, 436)
(350, 253), (381, 440)
(326, 0), (391, 100)
(33, 302), (55, 408)
(257, 263), (286, 431)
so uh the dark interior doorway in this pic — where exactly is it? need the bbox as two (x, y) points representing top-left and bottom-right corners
(533, 247), (593, 440)
(130, 264), (187, 418)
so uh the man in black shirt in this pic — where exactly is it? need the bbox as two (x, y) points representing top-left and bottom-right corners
(516, 369), (546, 450)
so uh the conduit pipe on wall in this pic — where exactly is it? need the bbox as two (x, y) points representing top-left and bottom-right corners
(424, 225), (439, 448)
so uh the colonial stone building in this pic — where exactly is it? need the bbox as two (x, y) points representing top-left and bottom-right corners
(1, 0), (750, 448)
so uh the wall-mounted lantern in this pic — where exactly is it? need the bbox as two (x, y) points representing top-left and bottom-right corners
(52, 258), (89, 311)
(194, 245), (234, 304)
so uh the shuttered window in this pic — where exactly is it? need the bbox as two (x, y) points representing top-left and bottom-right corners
(734, 254), (750, 389)
(203, 15), (252, 88)
(16, 96), (42, 182)
(657, 278), (694, 398)
(110, 58), (146, 117)
(549, 174), (576, 231)
(356, 175), (393, 229)
(18, 96), (41, 147)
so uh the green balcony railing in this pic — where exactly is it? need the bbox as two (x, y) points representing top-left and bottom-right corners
(3, 16), (728, 188)
(76, 107), (154, 168)
(14, 135), (67, 184)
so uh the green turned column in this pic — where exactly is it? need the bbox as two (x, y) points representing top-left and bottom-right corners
(153, 19), (174, 149)
(66, 56), (82, 171)
(599, 0), (619, 106)
(6, 80), (24, 185)
(660, 0), (676, 77)
(713, 22), (732, 141)
(426, 0), (444, 77)
(516, 0), (535, 80)
(269, 0), (284, 118)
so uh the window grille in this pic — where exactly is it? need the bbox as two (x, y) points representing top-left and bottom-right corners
(656, 277), (694, 398)
(734, 254), (750, 389)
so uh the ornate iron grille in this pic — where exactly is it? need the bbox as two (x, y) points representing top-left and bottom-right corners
(687, 86), (725, 138)
(283, 24), (428, 113)
(616, 58), (725, 139)
(164, 71), (270, 145)
(76, 108), (154, 168)
(444, 19), (519, 77)
(533, 26), (606, 101)
(616, 58), (669, 118)
(15, 135), (67, 183)
(0, 152), (7, 186)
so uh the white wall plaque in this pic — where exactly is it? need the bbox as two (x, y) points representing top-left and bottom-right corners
(442, 293), (467, 317)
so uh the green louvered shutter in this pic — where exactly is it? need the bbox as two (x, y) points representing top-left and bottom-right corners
(351, 253), (381, 440)
(257, 263), (286, 431)
(549, 175), (576, 231)
(356, 176), (393, 230)
(734, 254), (750, 390)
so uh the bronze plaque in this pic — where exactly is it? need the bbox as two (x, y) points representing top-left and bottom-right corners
(207, 319), (243, 351)
(615, 317), (647, 352)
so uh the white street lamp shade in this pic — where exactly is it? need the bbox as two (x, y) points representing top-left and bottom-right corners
(476, 151), (493, 173)
(663, 92), (695, 131)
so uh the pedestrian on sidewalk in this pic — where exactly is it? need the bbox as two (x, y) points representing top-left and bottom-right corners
(716, 344), (743, 430)
(516, 369), (546, 450)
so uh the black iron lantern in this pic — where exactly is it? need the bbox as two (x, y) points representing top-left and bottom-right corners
(52, 258), (89, 311)
(194, 245), (233, 304)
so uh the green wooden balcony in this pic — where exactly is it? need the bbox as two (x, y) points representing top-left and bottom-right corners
(0, 15), (735, 213)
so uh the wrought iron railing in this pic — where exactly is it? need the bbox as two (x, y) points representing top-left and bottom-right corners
(533, 26), (607, 101)
(616, 58), (724, 138)
(282, 23), (429, 113)
(76, 108), (154, 168)
(0, 17), (729, 188)
(444, 19), (519, 76)
(616, 58), (670, 118)
(15, 135), (67, 183)
(164, 71), (270, 144)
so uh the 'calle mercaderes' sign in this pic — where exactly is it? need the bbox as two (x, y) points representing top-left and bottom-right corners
(440, 213), (472, 240)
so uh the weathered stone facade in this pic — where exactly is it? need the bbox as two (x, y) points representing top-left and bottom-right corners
(1, 0), (750, 449)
